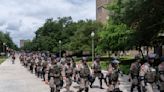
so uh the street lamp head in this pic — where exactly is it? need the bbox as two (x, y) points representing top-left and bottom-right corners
(91, 31), (95, 37)
(59, 40), (61, 44)
(63, 24), (66, 28)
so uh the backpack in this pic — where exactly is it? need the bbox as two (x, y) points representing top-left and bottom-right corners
(145, 67), (156, 83)
(93, 63), (101, 73)
(53, 65), (61, 78)
(65, 66), (73, 77)
(111, 69), (119, 81)
(80, 64), (90, 77)
(159, 64), (164, 82)
(131, 63), (141, 77)
(159, 71), (164, 82)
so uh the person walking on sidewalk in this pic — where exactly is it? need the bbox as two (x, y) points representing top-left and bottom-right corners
(49, 59), (62, 92)
(77, 57), (91, 92)
(106, 59), (121, 92)
(64, 58), (74, 92)
(129, 55), (142, 92)
(12, 53), (16, 64)
(139, 53), (157, 92)
(90, 56), (104, 89)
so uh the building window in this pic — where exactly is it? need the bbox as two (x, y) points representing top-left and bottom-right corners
(97, 7), (102, 14)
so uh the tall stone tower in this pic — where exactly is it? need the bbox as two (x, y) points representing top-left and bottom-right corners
(96, 0), (111, 24)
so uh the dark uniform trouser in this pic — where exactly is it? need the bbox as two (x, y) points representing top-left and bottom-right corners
(35, 66), (37, 75)
(160, 81), (164, 92)
(65, 77), (72, 91)
(131, 84), (141, 92)
(90, 72), (103, 88)
(50, 88), (55, 92)
(131, 76), (141, 92)
(30, 65), (33, 73)
(50, 77), (61, 92)
(78, 77), (89, 92)
(42, 68), (46, 81)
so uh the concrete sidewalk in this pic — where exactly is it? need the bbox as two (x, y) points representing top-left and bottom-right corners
(0, 57), (49, 92)
(0, 57), (147, 92)
(0, 57), (131, 92)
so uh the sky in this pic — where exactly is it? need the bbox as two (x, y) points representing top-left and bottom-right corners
(0, 0), (96, 47)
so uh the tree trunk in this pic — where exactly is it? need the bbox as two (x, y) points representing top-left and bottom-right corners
(138, 46), (144, 59)
(108, 51), (110, 58)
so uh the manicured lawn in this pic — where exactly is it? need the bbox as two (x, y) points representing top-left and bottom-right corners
(73, 55), (134, 75)
(76, 60), (131, 75)
(119, 55), (134, 60)
(119, 64), (130, 75)
(0, 56), (7, 64)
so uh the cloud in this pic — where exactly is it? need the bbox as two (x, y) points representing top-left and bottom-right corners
(0, 20), (6, 26)
(6, 20), (22, 31)
(0, 0), (96, 47)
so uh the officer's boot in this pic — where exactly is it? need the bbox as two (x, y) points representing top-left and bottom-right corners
(43, 73), (45, 81)
(74, 76), (76, 82)
(77, 88), (84, 92)
(104, 77), (108, 86)
(85, 87), (89, 92)
(130, 85), (135, 92)
(99, 79), (103, 89)
(137, 85), (141, 92)
(37, 72), (39, 78)
(56, 89), (60, 92)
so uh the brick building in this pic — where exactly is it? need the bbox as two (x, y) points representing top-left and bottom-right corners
(20, 40), (30, 48)
(96, 0), (111, 24)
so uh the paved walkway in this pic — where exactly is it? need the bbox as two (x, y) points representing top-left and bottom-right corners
(0, 57), (158, 92)
(0, 57), (49, 92)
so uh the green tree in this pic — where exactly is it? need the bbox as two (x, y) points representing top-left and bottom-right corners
(99, 0), (164, 55)
(0, 31), (18, 52)
(122, 0), (164, 47)
(23, 17), (102, 54)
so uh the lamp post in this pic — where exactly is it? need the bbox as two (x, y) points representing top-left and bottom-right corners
(91, 31), (95, 62)
(59, 40), (62, 58)
(3, 43), (6, 53)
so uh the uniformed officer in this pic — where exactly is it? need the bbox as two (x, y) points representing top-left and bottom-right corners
(77, 57), (91, 92)
(70, 57), (77, 82)
(90, 56), (104, 89)
(60, 53), (67, 66)
(37, 59), (42, 78)
(49, 60), (62, 92)
(27, 55), (31, 69)
(12, 53), (16, 64)
(139, 53), (157, 92)
(64, 59), (74, 92)
(106, 59), (121, 92)
(129, 55), (141, 92)
(30, 56), (35, 73)
(158, 56), (164, 92)
(42, 58), (48, 81)
(19, 54), (24, 64)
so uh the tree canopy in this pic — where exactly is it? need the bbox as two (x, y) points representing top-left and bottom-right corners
(98, 0), (164, 53)
(0, 31), (18, 52)
(23, 17), (102, 53)
(23, 0), (164, 55)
